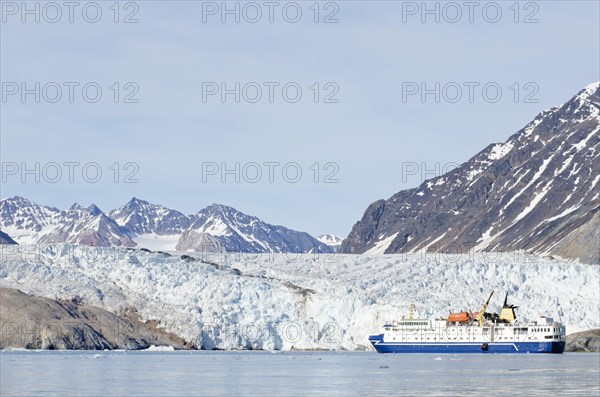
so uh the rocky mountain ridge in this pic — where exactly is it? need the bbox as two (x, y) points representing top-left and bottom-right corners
(341, 82), (600, 264)
(0, 196), (332, 254)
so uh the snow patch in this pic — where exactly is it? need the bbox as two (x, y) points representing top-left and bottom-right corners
(365, 232), (399, 255)
(132, 234), (180, 251)
(488, 142), (514, 160)
(543, 206), (580, 223)
(572, 127), (598, 151)
(511, 181), (552, 225)
(317, 235), (343, 247)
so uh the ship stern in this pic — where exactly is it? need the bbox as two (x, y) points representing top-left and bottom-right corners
(551, 341), (566, 353)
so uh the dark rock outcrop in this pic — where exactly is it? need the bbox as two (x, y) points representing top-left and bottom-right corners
(566, 329), (600, 352)
(175, 229), (224, 253)
(0, 287), (194, 350)
(0, 230), (17, 245)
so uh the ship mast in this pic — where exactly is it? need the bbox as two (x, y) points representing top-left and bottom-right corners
(477, 291), (494, 326)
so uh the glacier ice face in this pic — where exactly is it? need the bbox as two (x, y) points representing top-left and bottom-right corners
(0, 244), (598, 350)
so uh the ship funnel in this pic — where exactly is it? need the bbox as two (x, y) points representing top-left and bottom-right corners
(500, 291), (517, 323)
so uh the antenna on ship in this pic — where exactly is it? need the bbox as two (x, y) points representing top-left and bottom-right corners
(409, 303), (414, 320)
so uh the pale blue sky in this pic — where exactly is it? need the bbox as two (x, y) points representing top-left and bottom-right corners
(1, 1), (599, 237)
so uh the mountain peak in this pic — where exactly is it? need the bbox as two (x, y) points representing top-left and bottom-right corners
(3, 196), (35, 206)
(204, 203), (237, 212)
(581, 81), (600, 98)
(68, 203), (102, 216)
(69, 203), (84, 211)
(88, 204), (102, 216)
(126, 197), (150, 207)
(109, 197), (192, 236)
(1, 198), (133, 247)
(341, 83), (600, 264)
(199, 203), (246, 221)
(188, 204), (332, 253)
(317, 234), (344, 253)
(0, 197), (331, 254)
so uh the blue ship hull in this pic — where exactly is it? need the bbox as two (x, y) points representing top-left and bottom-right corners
(369, 334), (565, 354)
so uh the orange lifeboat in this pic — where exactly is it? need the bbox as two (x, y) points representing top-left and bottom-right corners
(447, 311), (471, 323)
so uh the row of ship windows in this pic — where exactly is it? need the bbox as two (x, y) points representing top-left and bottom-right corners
(531, 327), (561, 333)
(501, 335), (561, 340)
(385, 323), (428, 330)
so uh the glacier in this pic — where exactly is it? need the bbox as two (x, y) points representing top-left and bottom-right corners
(0, 244), (598, 351)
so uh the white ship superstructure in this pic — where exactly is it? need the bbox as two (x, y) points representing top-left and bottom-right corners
(369, 292), (566, 354)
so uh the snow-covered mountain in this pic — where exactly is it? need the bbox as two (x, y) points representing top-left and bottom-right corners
(341, 82), (600, 264)
(0, 197), (135, 247)
(109, 197), (192, 236)
(317, 234), (344, 252)
(38, 203), (136, 247)
(0, 196), (60, 243)
(1, 245), (597, 350)
(182, 204), (333, 253)
(108, 197), (193, 250)
(0, 197), (331, 253)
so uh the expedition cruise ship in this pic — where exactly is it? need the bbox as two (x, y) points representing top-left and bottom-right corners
(369, 292), (566, 354)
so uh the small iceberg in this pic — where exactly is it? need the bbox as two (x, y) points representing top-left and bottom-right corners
(143, 345), (175, 352)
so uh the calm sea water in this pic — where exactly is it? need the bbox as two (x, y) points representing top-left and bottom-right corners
(1, 351), (599, 396)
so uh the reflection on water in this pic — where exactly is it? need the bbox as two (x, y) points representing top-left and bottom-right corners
(1, 351), (599, 396)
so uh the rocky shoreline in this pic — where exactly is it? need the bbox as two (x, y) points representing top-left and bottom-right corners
(0, 287), (195, 350)
(565, 329), (600, 352)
